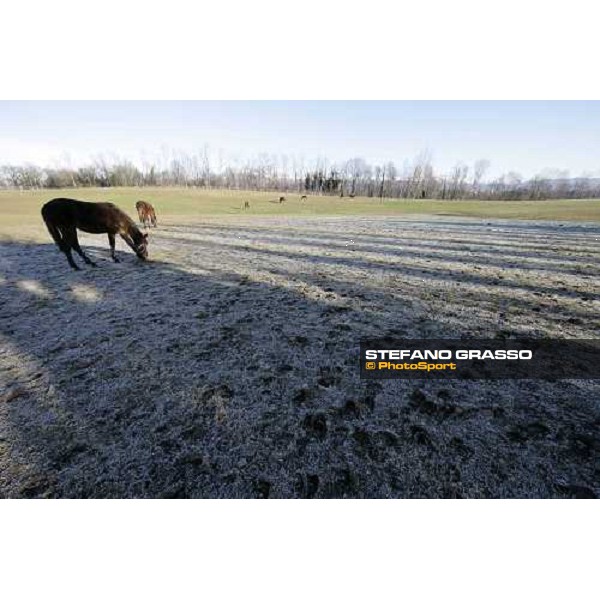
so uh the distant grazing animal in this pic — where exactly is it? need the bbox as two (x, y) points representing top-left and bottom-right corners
(349, 193), (355, 198)
(279, 196), (286, 203)
(42, 198), (148, 270)
(300, 195), (307, 202)
(135, 200), (157, 228)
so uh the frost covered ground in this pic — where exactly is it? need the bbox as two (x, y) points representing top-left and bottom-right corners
(1, 215), (599, 498)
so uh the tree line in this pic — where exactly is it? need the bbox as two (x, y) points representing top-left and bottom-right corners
(1, 150), (599, 200)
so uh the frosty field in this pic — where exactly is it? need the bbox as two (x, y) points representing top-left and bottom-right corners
(1, 207), (599, 497)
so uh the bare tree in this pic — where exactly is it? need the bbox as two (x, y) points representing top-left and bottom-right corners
(472, 159), (490, 197)
(2, 146), (599, 200)
(383, 161), (396, 197)
(344, 157), (369, 196)
(407, 150), (433, 198)
(201, 144), (211, 188)
(449, 162), (469, 199)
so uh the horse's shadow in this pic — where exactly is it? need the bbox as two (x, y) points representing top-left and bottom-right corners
(0, 239), (393, 498)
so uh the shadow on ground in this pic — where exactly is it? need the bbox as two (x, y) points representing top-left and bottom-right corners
(1, 221), (599, 498)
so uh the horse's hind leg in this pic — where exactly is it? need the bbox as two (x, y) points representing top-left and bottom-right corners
(57, 227), (81, 270)
(70, 229), (97, 267)
(108, 233), (120, 262)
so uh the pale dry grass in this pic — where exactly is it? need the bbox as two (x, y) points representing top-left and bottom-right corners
(0, 187), (599, 231)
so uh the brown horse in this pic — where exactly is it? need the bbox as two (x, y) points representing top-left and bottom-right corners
(135, 200), (157, 228)
(42, 198), (148, 270)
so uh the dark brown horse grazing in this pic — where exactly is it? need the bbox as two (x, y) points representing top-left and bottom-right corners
(135, 200), (157, 228)
(41, 198), (148, 270)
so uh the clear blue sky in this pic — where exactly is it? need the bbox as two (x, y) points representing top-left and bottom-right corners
(1, 101), (599, 179)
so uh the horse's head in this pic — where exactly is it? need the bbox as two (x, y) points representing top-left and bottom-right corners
(134, 232), (149, 260)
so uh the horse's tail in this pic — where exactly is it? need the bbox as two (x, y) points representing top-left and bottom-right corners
(41, 207), (66, 251)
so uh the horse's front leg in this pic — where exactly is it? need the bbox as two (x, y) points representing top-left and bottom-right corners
(63, 245), (81, 270)
(108, 233), (120, 262)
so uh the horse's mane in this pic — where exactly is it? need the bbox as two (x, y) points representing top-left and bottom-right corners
(127, 221), (145, 244)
